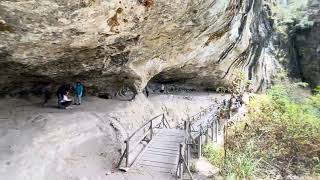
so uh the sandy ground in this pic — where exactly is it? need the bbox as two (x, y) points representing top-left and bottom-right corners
(0, 92), (228, 180)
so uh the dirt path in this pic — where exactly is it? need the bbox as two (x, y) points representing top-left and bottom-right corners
(0, 92), (228, 180)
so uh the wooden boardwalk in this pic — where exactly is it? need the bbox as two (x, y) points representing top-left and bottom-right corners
(190, 105), (220, 140)
(190, 112), (215, 139)
(132, 128), (185, 175)
(117, 106), (221, 179)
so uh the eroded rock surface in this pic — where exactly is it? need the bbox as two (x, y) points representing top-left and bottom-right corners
(0, 0), (278, 95)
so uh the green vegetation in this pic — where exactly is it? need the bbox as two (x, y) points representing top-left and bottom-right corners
(271, 0), (308, 24)
(271, 0), (313, 28)
(269, 0), (314, 36)
(203, 141), (259, 179)
(205, 84), (320, 179)
(224, 140), (259, 179)
(203, 143), (224, 168)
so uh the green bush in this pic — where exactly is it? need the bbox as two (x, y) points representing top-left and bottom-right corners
(270, 0), (312, 28)
(315, 161), (320, 175)
(203, 143), (224, 168)
(314, 86), (320, 94)
(224, 140), (259, 179)
(226, 84), (320, 178)
(203, 142), (259, 179)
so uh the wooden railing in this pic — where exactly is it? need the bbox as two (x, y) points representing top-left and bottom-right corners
(192, 114), (220, 158)
(185, 103), (221, 142)
(176, 121), (194, 179)
(177, 103), (220, 130)
(176, 105), (221, 179)
(190, 113), (219, 139)
(188, 104), (217, 122)
(117, 113), (170, 168)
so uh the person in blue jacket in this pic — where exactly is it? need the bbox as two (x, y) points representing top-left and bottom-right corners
(74, 80), (84, 105)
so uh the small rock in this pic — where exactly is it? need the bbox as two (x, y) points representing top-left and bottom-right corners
(119, 167), (129, 172)
(183, 96), (192, 100)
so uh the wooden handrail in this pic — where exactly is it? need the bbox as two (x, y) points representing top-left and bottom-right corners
(185, 103), (220, 126)
(176, 121), (194, 179)
(118, 113), (170, 168)
(189, 104), (215, 119)
(124, 114), (163, 143)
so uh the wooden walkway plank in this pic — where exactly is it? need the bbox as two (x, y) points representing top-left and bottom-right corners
(132, 128), (185, 175)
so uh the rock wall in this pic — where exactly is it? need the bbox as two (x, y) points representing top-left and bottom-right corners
(0, 0), (278, 96)
(294, 0), (320, 88)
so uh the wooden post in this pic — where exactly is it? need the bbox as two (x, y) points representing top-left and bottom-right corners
(125, 140), (130, 167)
(215, 120), (218, 142)
(186, 122), (190, 168)
(205, 126), (209, 144)
(224, 125), (227, 158)
(150, 121), (153, 140)
(186, 143), (189, 167)
(116, 149), (126, 168)
(198, 129), (202, 158)
(211, 121), (214, 142)
(179, 143), (184, 178)
(162, 114), (165, 128)
(184, 121), (188, 144)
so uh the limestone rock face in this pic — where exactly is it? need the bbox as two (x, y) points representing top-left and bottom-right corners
(0, 0), (278, 96)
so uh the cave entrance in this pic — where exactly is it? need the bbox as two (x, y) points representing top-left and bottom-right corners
(146, 70), (200, 94)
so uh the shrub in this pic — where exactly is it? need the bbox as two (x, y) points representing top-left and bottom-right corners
(203, 143), (224, 168)
(270, 0), (312, 28)
(226, 84), (320, 178)
(203, 142), (259, 179)
(224, 140), (260, 179)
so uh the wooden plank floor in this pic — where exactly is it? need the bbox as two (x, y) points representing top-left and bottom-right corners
(132, 129), (185, 175)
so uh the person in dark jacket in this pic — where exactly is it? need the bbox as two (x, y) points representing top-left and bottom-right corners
(56, 84), (71, 109)
(74, 80), (84, 105)
(145, 85), (150, 97)
(42, 82), (52, 107)
(160, 84), (165, 93)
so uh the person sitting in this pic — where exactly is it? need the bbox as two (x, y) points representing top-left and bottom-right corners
(56, 83), (71, 109)
(61, 92), (72, 108)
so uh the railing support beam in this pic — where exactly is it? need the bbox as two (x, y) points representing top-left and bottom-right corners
(205, 126), (209, 144)
(125, 141), (130, 167)
(215, 120), (218, 142)
(179, 143), (184, 178)
(150, 121), (153, 140)
(198, 129), (202, 158)
(211, 121), (214, 142)
(117, 148), (127, 168)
